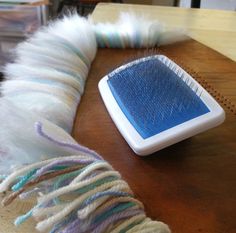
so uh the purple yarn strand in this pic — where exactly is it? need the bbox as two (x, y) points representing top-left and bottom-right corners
(35, 121), (103, 160)
(36, 159), (94, 177)
(91, 209), (143, 233)
(79, 191), (131, 209)
(60, 209), (142, 233)
(61, 203), (133, 233)
(60, 218), (82, 233)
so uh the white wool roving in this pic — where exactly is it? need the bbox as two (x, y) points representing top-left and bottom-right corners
(1, 14), (97, 133)
(91, 12), (187, 48)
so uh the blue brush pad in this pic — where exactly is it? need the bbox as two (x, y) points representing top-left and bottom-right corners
(107, 58), (210, 139)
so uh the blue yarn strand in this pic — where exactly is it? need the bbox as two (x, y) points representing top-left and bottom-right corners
(12, 169), (37, 191)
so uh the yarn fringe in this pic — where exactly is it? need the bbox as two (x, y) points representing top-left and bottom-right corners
(0, 121), (170, 233)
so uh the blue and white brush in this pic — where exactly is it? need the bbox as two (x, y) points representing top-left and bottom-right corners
(99, 55), (225, 155)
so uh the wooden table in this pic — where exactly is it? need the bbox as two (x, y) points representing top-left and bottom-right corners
(1, 4), (236, 233)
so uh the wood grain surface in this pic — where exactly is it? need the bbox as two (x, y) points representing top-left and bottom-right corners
(1, 40), (236, 233)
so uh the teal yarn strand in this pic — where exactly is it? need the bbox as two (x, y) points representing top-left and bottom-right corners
(52, 167), (118, 205)
(14, 205), (40, 226)
(14, 210), (33, 226)
(11, 168), (37, 192)
(75, 176), (118, 195)
(94, 202), (136, 225)
(12, 165), (70, 192)
(52, 167), (86, 205)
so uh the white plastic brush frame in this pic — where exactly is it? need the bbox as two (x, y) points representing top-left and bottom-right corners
(98, 55), (225, 156)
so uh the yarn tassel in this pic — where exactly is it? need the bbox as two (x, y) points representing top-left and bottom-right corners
(0, 120), (170, 233)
